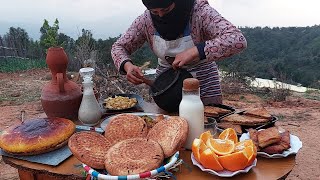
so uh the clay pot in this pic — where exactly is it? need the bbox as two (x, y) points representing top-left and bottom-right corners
(41, 47), (82, 120)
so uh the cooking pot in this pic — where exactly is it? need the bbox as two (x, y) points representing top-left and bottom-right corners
(150, 68), (193, 112)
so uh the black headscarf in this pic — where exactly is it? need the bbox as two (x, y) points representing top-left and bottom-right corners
(142, 0), (195, 40)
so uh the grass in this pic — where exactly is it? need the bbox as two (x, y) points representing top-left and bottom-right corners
(0, 58), (47, 72)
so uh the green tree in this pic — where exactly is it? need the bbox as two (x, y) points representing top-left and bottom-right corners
(40, 18), (60, 50)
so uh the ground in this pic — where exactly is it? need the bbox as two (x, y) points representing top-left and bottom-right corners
(0, 69), (320, 180)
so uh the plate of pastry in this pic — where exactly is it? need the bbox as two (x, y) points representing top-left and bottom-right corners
(239, 127), (302, 158)
(102, 94), (143, 111)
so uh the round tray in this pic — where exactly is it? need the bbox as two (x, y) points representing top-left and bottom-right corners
(82, 151), (179, 180)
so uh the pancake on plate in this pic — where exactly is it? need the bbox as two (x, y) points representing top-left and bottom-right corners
(105, 137), (164, 175)
(104, 114), (148, 145)
(68, 131), (113, 169)
(0, 117), (75, 155)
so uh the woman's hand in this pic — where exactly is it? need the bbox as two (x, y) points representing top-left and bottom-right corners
(124, 62), (144, 85)
(172, 46), (199, 69)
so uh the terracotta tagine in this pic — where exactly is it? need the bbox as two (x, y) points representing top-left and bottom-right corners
(41, 47), (82, 120)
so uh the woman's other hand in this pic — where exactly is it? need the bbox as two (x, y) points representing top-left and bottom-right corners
(172, 46), (199, 69)
(124, 62), (144, 85)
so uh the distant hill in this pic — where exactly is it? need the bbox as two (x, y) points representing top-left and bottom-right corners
(218, 26), (320, 88)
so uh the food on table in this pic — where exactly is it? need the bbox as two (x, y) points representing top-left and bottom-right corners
(261, 130), (291, 154)
(104, 114), (148, 145)
(199, 131), (212, 145)
(217, 122), (242, 134)
(68, 131), (112, 169)
(249, 127), (291, 154)
(218, 128), (238, 143)
(243, 107), (272, 120)
(104, 95), (137, 110)
(0, 117), (75, 155)
(192, 128), (257, 172)
(140, 114), (165, 129)
(204, 106), (232, 118)
(147, 116), (188, 158)
(222, 113), (270, 126)
(104, 138), (164, 175)
(200, 148), (224, 171)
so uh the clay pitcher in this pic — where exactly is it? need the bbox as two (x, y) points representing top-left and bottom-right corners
(41, 47), (82, 120)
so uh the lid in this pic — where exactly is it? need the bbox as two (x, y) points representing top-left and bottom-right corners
(79, 67), (95, 83)
(183, 78), (199, 91)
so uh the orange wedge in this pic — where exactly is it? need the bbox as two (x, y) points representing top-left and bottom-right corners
(199, 148), (224, 171)
(219, 128), (238, 143)
(192, 138), (208, 162)
(234, 139), (255, 152)
(206, 138), (235, 156)
(243, 146), (257, 166)
(200, 131), (212, 145)
(218, 150), (249, 171)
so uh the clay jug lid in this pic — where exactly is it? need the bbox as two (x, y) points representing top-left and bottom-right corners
(183, 78), (199, 91)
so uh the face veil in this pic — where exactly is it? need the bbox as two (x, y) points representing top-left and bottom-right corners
(142, 0), (195, 40)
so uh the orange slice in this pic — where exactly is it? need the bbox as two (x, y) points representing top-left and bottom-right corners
(199, 148), (224, 171)
(200, 131), (212, 145)
(218, 128), (238, 143)
(192, 138), (208, 162)
(243, 146), (257, 166)
(218, 150), (249, 171)
(234, 139), (255, 152)
(206, 138), (235, 156)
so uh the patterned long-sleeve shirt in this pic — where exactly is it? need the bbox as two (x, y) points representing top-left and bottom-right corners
(111, 0), (247, 100)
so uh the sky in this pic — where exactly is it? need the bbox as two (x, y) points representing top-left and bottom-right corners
(0, 0), (319, 40)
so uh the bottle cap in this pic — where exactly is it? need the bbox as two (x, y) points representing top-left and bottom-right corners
(183, 78), (199, 91)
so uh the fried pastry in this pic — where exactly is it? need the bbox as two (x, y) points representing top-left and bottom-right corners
(243, 107), (272, 120)
(222, 114), (270, 126)
(261, 130), (291, 154)
(105, 138), (164, 175)
(257, 127), (281, 148)
(204, 106), (231, 117)
(248, 128), (260, 151)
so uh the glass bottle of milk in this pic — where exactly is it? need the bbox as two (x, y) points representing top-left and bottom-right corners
(179, 78), (204, 150)
(78, 67), (102, 126)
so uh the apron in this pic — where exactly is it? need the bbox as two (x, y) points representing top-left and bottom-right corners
(152, 23), (222, 105)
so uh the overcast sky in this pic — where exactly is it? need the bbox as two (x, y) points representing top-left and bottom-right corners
(0, 0), (319, 40)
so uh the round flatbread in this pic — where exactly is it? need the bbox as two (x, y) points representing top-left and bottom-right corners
(105, 138), (164, 175)
(68, 131), (113, 169)
(0, 117), (75, 155)
(147, 116), (188, 158)
(104, 114), (148, 145)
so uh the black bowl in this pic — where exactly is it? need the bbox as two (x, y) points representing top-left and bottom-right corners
(149, 68), (193, 112)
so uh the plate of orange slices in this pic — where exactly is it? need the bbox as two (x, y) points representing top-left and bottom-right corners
(191, 128), (257, 177)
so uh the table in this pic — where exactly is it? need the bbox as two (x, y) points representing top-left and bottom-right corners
(2, 102), (296, 180)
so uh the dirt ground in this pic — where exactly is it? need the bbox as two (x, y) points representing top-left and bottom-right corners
(0, 69), (320, 180)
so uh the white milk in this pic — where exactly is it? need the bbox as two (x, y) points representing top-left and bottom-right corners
(179, 94), (204, 150)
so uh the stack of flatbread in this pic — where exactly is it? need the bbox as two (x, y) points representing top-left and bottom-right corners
(218, 107), (273, 134)
(68, 113), (188, 176)
(204, 106), (232, 118)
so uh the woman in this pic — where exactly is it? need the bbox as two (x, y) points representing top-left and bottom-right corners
(111, 0), (247, 105)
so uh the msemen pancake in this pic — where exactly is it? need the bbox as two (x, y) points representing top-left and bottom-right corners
(104, 114), (148, 145)
(0, 117), (75, 155)
(147, 116), (188, 158)
(105, 138), (164, 175)
(68, 131), (113, 169)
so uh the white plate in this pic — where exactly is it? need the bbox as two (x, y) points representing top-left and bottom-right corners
(100, 112), (168, 131)
(191, 153), (257, 177)
(239, 131), (302, 158)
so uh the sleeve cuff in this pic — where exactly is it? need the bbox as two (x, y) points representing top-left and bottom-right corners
(119, 60), (133, 75)
(196, 42), (206, 60)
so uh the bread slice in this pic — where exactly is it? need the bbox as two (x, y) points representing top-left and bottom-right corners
(68, 131), (113, 169)
(261, 130), (291, 154)
(257, 127), (281, 148)
(105, 138), (164, 175)
(204, 106), (231, 117)
(104, 114), (148, 145)
(243, 107), (272, 119)
(147, 116), (188, 158)
(0, 117), (75, 155)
